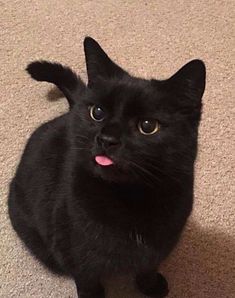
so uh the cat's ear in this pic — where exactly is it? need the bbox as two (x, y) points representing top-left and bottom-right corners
(168, 59), (206, 102)
(84, 37), (128, 86)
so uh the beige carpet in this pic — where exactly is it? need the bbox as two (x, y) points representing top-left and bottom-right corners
(1, 1), (234, 297)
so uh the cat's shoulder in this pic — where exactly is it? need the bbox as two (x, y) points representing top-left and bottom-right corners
(30, 112), (69, 141)
(21, 112), (70, 162)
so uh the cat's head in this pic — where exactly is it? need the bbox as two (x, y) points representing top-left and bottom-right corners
(27, 37), (206, 185)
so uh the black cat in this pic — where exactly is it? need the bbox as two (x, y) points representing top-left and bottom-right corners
(8, 37), (206, 298)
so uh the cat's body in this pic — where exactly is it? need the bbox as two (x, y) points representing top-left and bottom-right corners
(8, 37), (206, 297)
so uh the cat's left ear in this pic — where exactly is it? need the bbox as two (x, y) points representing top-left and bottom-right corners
(168, 59), (206, 102)
(84, 37), (128, 86)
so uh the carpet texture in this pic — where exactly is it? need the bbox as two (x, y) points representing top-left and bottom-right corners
(1, 1), (234, 297)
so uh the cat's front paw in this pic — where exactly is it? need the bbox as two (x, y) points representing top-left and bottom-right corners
(136, 272), (169, 297)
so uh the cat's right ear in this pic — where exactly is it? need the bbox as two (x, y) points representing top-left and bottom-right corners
(84, 37), (128, 87)
(26, 61), (86, 109)
(168, 59), (206, 102)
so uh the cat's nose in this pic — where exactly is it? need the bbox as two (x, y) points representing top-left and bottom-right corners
(97, 134), (120, 150)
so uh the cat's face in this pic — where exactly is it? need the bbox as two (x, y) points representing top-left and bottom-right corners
(71, 38), (206, 185)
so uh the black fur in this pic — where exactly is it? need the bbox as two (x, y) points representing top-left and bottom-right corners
(8, 37), (206, 297)
(26, 60), (86, 108)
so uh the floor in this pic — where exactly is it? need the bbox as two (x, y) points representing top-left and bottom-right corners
(1, 1), (234, 297)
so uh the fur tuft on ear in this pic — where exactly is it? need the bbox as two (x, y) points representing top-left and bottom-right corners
(84, 37), (128, 86)
(26, 61), (86, 109)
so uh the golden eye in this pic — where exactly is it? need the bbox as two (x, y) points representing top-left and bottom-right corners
(89, 105), (105, 121)
(138, 120), (159, 135)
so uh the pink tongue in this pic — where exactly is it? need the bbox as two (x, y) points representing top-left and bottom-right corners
(95, 155), (113, 166)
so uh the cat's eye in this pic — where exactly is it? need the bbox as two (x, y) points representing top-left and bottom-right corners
(89, 105), (105, 121)
(138, 119), (159, 135)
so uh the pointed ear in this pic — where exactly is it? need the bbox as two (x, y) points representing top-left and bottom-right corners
(84, 37), (128, 86)
(168, 59), (206, 101)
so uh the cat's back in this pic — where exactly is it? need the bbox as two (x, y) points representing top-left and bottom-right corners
(15, 113), (69, 179)
(8, 113), (70, 221)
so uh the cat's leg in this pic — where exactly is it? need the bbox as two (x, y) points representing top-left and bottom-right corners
(75, 278), (105, 298)
(135, 270), (169, 297)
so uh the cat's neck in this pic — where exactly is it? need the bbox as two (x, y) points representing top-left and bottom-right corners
(65, 159), (193, 240)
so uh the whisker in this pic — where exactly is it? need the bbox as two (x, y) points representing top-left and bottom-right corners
(75, 134), (89, 140)
(70, 147), (87, 151)
(131, 153), (189, 184)
(127, 160), (162, 187)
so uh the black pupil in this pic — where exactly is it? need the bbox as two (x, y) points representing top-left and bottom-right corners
(141, 120), (156, 133)
(93, 107), (104, 120)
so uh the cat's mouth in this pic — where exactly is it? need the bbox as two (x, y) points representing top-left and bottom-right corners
(92, 153), (135, 183)
(92, 152), (131, 182)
